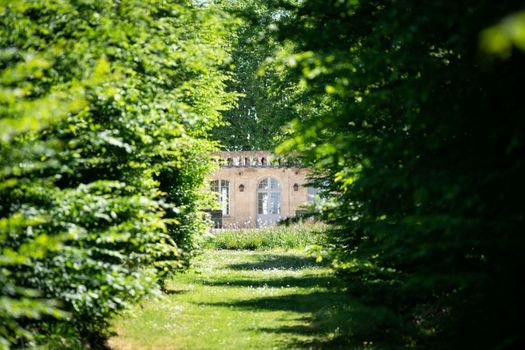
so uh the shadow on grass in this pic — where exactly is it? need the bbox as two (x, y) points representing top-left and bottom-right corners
(199, 275), (356, 349)
(201, 275), (337, 289)
(226, 254), (330, 271)
(201, 289), (347, 314)
(200, 288), (355, 349)
(162, 288), (189, 295)
(257, 326), (355, 350)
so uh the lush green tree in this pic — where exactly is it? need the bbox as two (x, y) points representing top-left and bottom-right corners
(275, 0), (525, 348)
(211, 0), (298, 151)
(0, 1), (234, 348)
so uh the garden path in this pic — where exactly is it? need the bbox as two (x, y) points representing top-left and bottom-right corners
(109, 249), (350, 349)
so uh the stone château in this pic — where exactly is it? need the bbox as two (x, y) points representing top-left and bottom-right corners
(209, 151), (318, 228)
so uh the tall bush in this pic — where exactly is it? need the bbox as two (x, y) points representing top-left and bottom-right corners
(275, 0), (525, 348)
(0, 1), (234, 348)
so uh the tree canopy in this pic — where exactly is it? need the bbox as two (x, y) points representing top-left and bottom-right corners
(210, 0), (298, 151)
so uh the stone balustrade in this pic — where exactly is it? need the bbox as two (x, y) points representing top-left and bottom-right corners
(212, 151), (297, 168)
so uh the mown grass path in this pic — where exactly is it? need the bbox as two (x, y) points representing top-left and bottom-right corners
(109, 249), (351, 349)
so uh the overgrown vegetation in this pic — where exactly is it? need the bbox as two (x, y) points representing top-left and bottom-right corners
(0, 1), (234, 348)
(203, 222), (327, 250)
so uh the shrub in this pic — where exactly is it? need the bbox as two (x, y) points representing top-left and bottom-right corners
(0, 1), (234, 348)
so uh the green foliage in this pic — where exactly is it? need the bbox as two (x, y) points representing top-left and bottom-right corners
(211, 0), (298, 151)
(275, 0), (525, 348)
(480, 10), (525, 59)
(0, 0), (234, 348)
(203, 222), (327, 250)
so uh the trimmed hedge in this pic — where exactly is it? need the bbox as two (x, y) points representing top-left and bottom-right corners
(276, 1), (525, 348)
(0, 1), (234, 348)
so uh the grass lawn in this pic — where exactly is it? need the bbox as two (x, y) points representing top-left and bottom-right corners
(108, 249), (353, 349)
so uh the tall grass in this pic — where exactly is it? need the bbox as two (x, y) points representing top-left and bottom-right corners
(202, 222), (328, 250)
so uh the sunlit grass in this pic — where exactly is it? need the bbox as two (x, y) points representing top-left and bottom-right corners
(109, 249), (352, 350)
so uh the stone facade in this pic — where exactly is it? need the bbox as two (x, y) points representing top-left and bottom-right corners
(209, 151), (311, 228)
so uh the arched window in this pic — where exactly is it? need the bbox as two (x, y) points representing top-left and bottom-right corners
(258, 178), (280, 190)
(227, 158), (233, 166)
(261, 157), (267, 166)
(211, 180), (230, 215)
